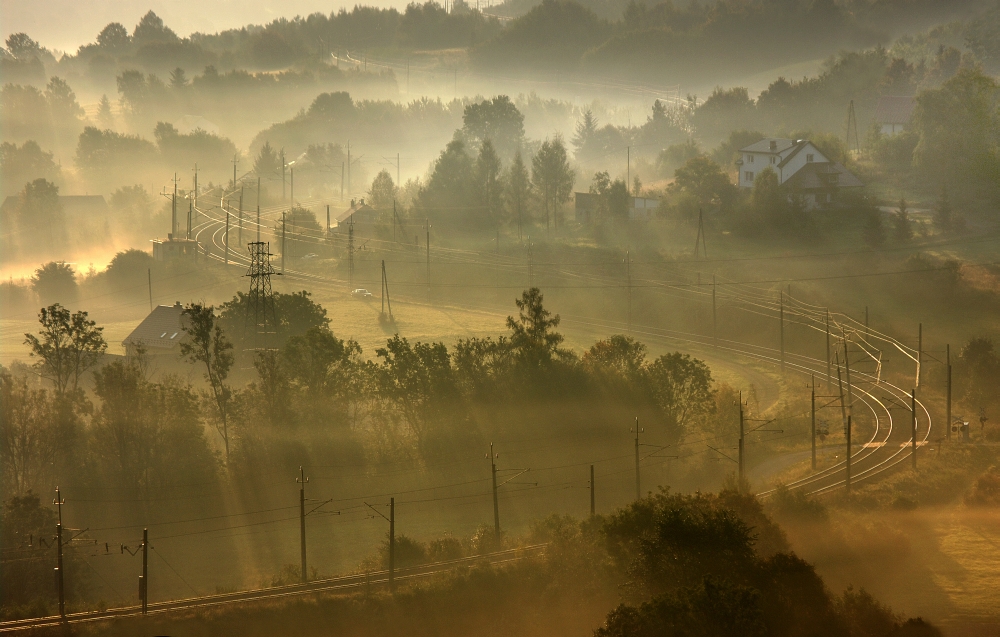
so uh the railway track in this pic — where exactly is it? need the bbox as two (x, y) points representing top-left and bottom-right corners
(0, 545), (546, 632)
(193, 204), (932, 497)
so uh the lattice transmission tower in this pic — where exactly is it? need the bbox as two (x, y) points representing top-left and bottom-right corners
(244, 241), (280, 349)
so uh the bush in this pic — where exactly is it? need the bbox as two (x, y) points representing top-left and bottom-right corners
(965, 466), (1000, 507)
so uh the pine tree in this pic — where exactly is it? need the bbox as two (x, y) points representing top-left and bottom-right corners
(97, 94), (114, 130)
(863, 207), (886, 248)
(572, 109), (597, 154)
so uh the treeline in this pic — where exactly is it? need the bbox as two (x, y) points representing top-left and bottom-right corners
(2, 289), (723, 500)
(472, 0), (993, 80)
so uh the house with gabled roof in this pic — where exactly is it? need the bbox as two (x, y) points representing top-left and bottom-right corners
(735, 138), (863, 209)
(873, 96), (916, 136)
(122, 302), (188, 356)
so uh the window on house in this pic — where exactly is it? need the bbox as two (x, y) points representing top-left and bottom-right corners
(806, 154), (814, 162)
(749, 155), (754, 163)
(770, 157), (776, 164)
(745, 171), (754, 182)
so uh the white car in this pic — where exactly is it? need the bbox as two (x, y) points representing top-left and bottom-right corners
(352, 288), (373, 298)
(302, 253), (319, 260)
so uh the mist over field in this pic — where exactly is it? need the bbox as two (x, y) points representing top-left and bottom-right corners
(2, 1), (1000, 636)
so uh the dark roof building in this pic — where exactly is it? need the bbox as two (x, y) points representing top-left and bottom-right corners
(122, 302), (188, 354)
(873, 96), (916, 135)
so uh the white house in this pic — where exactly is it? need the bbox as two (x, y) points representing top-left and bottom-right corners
(735, 138), (862, 208)
(873, 96), (915, 136)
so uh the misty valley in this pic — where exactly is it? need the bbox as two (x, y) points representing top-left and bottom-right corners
(2, 1), (1000, 636)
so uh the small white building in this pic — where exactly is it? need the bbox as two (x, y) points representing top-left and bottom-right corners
(873, 96), (915, 136)
(735, 138), (862, 209)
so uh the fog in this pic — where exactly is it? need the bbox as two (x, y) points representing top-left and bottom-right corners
(2, 1), (1000, 636)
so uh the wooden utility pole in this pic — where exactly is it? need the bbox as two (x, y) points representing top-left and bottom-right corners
(811, 376), (817, 470)
(632, 417), (643, 500)
(911, 390), (918, 469)
(238, 187), (244, 247)
(626, 250), (631, 334)
(140, 528), (148, 614)
(224, 204), (230, 264)
(836, 353), (847, 432)
(779, 291), (785, 372)
(489, 443), (500, 544)
(846, 415), (852, 494)
(826, 310), (832, 391)
(389, 497), (395, 588)
(297, 467), (309, 584)
(917, 323), (923, 389)
(281, 211), (287, 273)
(54, 487), (65, 618)
(738, 395), (745, 485)
(844, 341), (854, 418)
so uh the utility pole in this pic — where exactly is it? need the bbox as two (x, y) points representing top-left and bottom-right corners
(54, 486), (65, 619)
(147, 268), (152, 312)
(389, 497), (395, 589)
(846, 415), (852, 494)
(844, 341), (854, 418)
(589, 465), (595, 516)
(632, 417), (643, 500)
(694, 209), (707, 258)
(917, 323), (923, 389)
(946, 344), (952, 441)
(738, 394), (745, 485)
(811, 376), (817, 470)
(626, 250), (631, 334)
(712, 275), (718, 349)
(187, 197), (193, 239)
(348, 215), (355, 288)
(192, 163), (199, 226)
(281, 211), (287, 273)
(381, 260), (393, 319)
(297, 467), (309, 584)
(779, 291), (785, 372)
(140, 528), (148, 614)
(911, 389), (918, 470)
(825, 310), (832, 391)
(489, 443), (500, 545)
(836, 353), (847, 432)
(232, 155), (238, 190)
(327, 204), (331, 233)
(171, 173), (179, 237)
(225, 204), (230, 264)
(238, 187), (244, 247)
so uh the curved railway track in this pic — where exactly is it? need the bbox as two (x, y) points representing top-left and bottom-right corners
(192, 203), (932, 497)
(0, 545), (546, 632)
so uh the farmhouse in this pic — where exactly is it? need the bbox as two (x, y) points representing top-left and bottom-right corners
(735, 138), (862, 208)
(872, 96), (916, 136)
